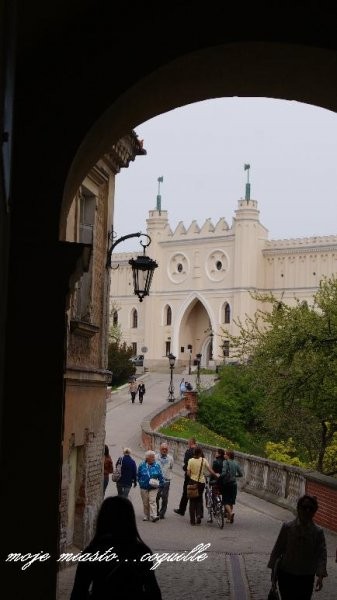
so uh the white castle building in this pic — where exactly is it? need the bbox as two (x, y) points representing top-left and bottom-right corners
(110, 181), (337, 370)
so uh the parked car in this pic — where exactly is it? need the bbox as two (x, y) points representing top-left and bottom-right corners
(129, 354), (144, 366)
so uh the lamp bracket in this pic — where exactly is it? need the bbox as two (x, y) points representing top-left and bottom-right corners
(106, 229), (151, 269)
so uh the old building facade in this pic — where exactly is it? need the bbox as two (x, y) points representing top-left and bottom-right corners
(111, 193), (337, 369)
(60, 133), (145, 553)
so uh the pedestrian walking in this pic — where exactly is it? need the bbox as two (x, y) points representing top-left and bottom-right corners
(208, 448), (225, 522)
(174, 437), (197, 516)
(220, 450), (243, 523)
(137, 450), (165, 522)
(115, 448), (137, 498)
(186, 446), (219, 525)
(103, 444), (113, 495)
(129, 379), (138, 403)
(138, 380), (146, 404)
(179, 378), (186, 398)
(267, 494), (328, 600)
(70, 496), (162, 600)
(211, 448), (225, 477)
(155, 442), (174, 519)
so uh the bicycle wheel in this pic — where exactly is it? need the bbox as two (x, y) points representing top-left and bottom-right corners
(213, 497), (224, 529)
(205, 487), (213, 509)
(205, 487), (213, 522)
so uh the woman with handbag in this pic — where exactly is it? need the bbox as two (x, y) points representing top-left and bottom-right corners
(186, 446), (220, 525)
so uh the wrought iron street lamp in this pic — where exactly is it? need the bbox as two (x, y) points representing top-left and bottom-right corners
(196, 353), (202, 388)
(106, 230), (158, 302)
(167, 353), (176, 402)
(187, 344), (192, 375)
(209, 331), (214, 360)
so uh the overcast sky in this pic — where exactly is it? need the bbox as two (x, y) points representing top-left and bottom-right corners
(113, 97), (337, 251)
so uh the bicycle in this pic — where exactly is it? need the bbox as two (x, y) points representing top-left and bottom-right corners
(204, 476), (225, 529)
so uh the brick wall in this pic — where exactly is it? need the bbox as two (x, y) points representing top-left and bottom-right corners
(306, 475), (337, 532)
(141, 391), (198, 449)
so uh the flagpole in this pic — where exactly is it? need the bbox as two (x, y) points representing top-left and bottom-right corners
(156, 176), (163, 213)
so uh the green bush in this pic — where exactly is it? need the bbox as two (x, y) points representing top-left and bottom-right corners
(265, 438), (305, 467)
(108, 341), (135, 386)
(197, 364), (265, 449)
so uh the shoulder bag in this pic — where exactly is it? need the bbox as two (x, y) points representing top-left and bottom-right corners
(111, 457), (123, 482)
(187, 459), (203, 498)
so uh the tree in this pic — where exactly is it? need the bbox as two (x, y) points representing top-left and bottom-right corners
(109, 303), (122, 344)
(108, 341), (135, 386)
(197, 364), (265, 451)
(226, 276), (337, 474)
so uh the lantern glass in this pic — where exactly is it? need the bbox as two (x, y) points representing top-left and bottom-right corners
(168, 353), (176, 368)
(129, 255), (158, 302)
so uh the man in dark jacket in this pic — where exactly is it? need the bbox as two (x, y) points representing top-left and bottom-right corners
(115, 448), (137, 498)
(173, 437), (197, 516)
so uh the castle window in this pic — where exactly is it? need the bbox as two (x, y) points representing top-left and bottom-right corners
(216, 260), (222, 271)
(166, 305), (172, 325)
(224, 302), (231, 324)
(113, 311), (118, 326)
(132, 309), (138, 329)
(177, 263), (183, 273)
(76, 188), (96, 321)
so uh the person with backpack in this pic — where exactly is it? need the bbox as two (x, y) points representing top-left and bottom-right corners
(137, 380), (146, 404)
(220, 450), (243, 523)
(208, 448), (226, 522)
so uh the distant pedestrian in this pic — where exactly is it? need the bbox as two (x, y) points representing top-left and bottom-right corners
(268, 494), (327, 599)
(155, 442), (174, 519)
(179, 378), (186, 398)
(70, 496), (162, 600)
(138, 380), (146, 404)
(137, 450), (165, 522)
(115, 448), (137, 498)
(174, 437), (197, 516)
(129, 379), (138, 403)
(103, 444), (113, 495)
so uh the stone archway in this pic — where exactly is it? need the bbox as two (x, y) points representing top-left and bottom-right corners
(5, 4), (337, 598)
(174, 293), (217, 368)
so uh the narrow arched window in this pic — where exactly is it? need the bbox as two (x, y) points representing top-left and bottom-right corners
(224, 303), (231, 324)
(113, 310), (118, 326)
(132, 309), (138, 329)
(166, 305), (172, 326)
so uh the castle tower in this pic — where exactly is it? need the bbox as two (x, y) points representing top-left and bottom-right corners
(232, 165), (268, 323)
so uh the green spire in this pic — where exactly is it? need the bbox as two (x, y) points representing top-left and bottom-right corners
(156, 176), (163, 213)
(244, 163), (250, 201)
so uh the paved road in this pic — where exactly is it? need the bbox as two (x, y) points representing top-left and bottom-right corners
(57, 372), (337, 599)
